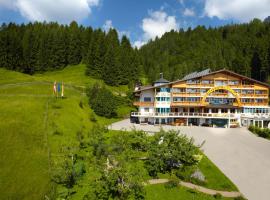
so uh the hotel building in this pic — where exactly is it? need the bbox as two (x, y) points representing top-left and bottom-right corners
(131, 69), (270, 128)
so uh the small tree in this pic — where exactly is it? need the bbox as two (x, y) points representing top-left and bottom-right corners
(91, 164), (145, 200)
(145, 130), (200, 177)
(87, 84), (117, 118)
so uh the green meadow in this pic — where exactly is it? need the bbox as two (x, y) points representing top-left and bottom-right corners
(0, 65), (239, 200)
(0, 65), (124, 199)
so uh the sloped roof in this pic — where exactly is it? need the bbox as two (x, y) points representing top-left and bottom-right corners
(182, 69), (211, 80)
(134, 68), (270, 93)
(154, 77), (170, 83)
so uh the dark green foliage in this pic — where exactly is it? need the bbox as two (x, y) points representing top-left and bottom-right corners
(2, 19), (270, 86)
(145, 130), (200, 177)
(248, 125), (270, 139)
(164, 178), (179, 189)
(91, 166), (145, 200)
(213, 193), (222, 199)
(140, 19), (270, 83)
(87, 84), (117, 118)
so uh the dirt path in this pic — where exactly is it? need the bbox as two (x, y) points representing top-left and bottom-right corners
(147, 179), (242, 198)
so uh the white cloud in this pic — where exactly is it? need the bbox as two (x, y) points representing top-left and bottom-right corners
(102, 20), (130, 40)
(134, 10), (179, 48)
(204, 0), (270, 22)
(0, 0), (100, 23)
(133, 40), (146, 49)
(183, 8), (195, 17)
(102, 19), (113, 32)
(118, 30), (130, 38)
(142, 10), (179, 40)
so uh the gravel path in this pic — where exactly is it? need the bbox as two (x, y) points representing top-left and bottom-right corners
(147, 179), (242, 198)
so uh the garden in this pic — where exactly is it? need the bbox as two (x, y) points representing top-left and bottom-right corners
(51, 126), (243, 200)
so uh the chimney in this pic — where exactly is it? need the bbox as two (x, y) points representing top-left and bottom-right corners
(160, 72), (163, 79)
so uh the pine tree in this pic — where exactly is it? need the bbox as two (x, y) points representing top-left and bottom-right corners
(103, 29), (121, 86)
(67, 21), (81, 65)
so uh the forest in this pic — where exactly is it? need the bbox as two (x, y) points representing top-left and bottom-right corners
(0, 18), (270, 86)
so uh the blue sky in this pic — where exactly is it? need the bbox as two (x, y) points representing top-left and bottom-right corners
(1, 0), (270, 47)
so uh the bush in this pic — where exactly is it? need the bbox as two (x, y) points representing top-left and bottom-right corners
(87, 84), (117, 118)
(213, 193), (222, 199)
(89, 112), (97, 122)
(164, 179), (179, 189)
(145, 130), (200, 177)
(175, 166), (196, 181)
(248, 125), (270, 139)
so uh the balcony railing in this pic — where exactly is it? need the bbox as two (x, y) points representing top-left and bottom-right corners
(133, 102), (154, 106)
(131, 112), (237, 118)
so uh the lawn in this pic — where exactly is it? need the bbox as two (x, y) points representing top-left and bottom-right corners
(198, 155), (238, 191)
(0, 65), (239, 200)
(145, 184), (234, 200)
(0, 66), (130, 200)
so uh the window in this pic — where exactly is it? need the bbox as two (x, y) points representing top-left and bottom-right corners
(242, 90), (253, 94)
(228, 80), (240, 85)
(254, 99), (263, 103)
(156, 97), (170, 102)
(215, 80), (227, 86)
(160, 88), (170, 92)
(172, 88), (185, 93)
(187, 97), (199, 102)
(201, 89), (207, 94)
(186, 88), (199, 93)
(201, 80), (213, 85)
(144, 97), (151, 102)
(187, 79), (200, 84)
(173, 97), (185, 102)
(156, 108), (170, 113)
(241, 98), (253, 103)
(255, 90), (267, 94)
(144, 107), (149, 112)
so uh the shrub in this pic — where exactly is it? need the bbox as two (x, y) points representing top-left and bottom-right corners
(213, 193), (222, 199)
(249, 125), (270, 139)
(89, 112), (97, 122)
(87, 84), (117, 118)
(175, 166), (196, 181)
(164, 179), (179, 189)
(145, 130), (200, 177)
(79, 100), (83, 108)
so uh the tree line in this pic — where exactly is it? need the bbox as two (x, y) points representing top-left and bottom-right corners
(0, 19), (270, 86)
(139, 18), (270, 83)
(0, 21), (139, 86)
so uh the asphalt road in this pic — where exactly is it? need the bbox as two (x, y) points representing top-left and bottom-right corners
(109, 119), (270, 200)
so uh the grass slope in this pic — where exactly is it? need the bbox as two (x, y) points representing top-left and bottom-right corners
(145, 184), (233, 200)
(0, 65), (238, 200)
(0, 65), (125, 200)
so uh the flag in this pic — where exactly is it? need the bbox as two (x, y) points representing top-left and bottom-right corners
(61, 82), (64, 97)
(53, 81), (56, 95)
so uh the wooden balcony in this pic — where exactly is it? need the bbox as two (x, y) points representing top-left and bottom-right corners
(172, 93), (202, 97)
(130, 112), (237, 119)
(241, 102), (268, 106)
(133, 102), (154, 107)
(171, 102), (202, 106)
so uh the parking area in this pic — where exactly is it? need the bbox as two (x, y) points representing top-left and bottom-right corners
(109, 119), (270, 200)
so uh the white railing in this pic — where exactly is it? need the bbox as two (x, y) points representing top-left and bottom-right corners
(131, 112), (237, 118)
(241, 113), (270, 119)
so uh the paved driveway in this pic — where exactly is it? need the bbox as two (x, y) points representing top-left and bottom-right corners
(109, 119), (270, 200)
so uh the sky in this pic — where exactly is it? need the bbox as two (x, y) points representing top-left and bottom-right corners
(0, 0), (270, 48)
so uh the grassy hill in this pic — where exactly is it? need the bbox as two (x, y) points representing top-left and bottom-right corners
(0, 65), (239, 200)
(0, 65), (131, 199)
